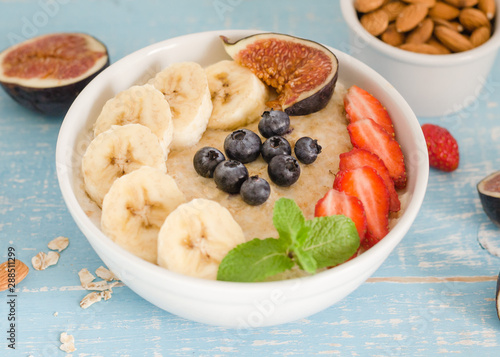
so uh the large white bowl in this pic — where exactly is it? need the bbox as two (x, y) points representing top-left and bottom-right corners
(341, 0), (500, 118)
(56, 29), (428, 327)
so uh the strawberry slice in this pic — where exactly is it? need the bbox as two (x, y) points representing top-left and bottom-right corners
(339, 148), (400, 212)
(347, 118), (406, 189)
(344, 85), (395, 137)
(315, 188), (367, 242)
(333, 167), (390, 248)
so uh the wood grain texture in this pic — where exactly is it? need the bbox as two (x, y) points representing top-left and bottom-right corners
(1, 0), (500, 356)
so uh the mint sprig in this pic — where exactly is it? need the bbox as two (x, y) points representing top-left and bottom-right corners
(216, 237), (294, 283)
(217, 198), (360, 282)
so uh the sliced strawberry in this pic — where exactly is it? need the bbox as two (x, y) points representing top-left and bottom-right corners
(339, 148), (400, 212)
(347, 118), (406, 189)
(333, 167), (390, 248)
(344, 85), (395, 137)
(315, 188), (367, 242)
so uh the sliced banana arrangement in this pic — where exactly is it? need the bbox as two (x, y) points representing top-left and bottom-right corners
(93, 84), (174, 159)
(82, 123), (166, 207)
(101, 166), (186, 264)
(150, 62), (212, 151)
(81, 59), (277, 279)
(157, 198), (245, 280)
(205, 60), (269, 130)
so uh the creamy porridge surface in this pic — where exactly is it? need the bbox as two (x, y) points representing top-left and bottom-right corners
(166, 82), (351, 241)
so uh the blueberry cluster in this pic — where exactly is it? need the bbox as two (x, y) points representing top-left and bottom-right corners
(193, 110), (322, 206)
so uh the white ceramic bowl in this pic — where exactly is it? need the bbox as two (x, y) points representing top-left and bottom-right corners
(56, 29), (428, 327)
(341, 0), (500, 117)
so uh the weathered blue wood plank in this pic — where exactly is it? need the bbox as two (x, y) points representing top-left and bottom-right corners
(1, 0), (500, 356)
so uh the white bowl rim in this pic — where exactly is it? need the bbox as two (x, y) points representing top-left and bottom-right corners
(340, 0), (500, 66)
(56, 29), (429, 299)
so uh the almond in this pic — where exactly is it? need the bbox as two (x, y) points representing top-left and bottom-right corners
(401, 0), (436, 7)
(427, 37), (453, 53)
(459, 7), (491, 31)
(429, 1), (461, 20)
(478, 0), (496, 20)
(0, 259), (29, 291)
(470, 25), (491, 46)
(381, 23), (406, 46)
(382, 1), (407, 21)
(406, 17), (435, 43)
(442, 0), (478, 7)
(432, 17), (464, 32)
(434, 25), (474, 51)
(396, 3), (429, 32)
(355, 0), (387, 13)
(399, 42), (443, 53)
(361, 9), (390, 36)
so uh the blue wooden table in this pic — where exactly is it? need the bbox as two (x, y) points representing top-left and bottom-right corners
(1, 0), (500, 355)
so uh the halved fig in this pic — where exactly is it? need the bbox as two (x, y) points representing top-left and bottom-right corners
(477, 171), (500, 226)
(0, 33), (109, 116)
(221, 33), (338, 116)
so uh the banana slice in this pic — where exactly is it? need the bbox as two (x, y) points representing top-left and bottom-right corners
(82, 123), (166, 207)
(205, 60), (269, 130)
(150, 62), (212, 151)
(93, 84), (173, 158)
(157, 198), (245, 280)
(101, 166), (186, 264)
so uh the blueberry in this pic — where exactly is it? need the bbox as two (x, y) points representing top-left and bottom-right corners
(224, 129), (262, 164)
(261, 136), (292, 163)
(193, 147), (226, 178)
(213, 160), (249, 194)
(294, 137), (322, 164)
(258, 109), (290, 138)
(267, 155), (301, 187)
(240, 176), (271, 206)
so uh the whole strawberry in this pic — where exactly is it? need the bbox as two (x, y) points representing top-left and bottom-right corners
(421, 124), (459, 172)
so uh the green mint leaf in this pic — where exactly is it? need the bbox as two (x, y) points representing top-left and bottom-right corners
(217, 237), (294, 282)
(272, 197), (305, 246)
(300, 215), (360, 269)
(291, 226), (317, 274)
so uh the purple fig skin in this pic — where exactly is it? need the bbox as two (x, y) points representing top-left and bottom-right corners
(477, 171), (500, 228)
(496, 270), (500, 320)
(284, 70), (338, 116)
(0, 58), (109, 116)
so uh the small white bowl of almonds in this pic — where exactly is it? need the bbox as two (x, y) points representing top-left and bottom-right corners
(341, 0), (500, 117)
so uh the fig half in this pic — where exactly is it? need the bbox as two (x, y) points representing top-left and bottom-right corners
(221, 33), (338, 116)
(477, 171), (500, 226)
(0, 33), (109, 116)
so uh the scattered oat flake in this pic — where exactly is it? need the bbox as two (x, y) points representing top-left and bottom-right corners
(31, 251), (59, 271)
(80, 290), (113, 309)
(48, 236), (69, 252)
(95, 266), (119, 281)
(86, 280), (117, 291)
(59, 332), (76, 353)
(80, 291), (102, 309)
(101, 290), (112, 301)
(54, 312), (58, 317)
(78, 268), (96, 287)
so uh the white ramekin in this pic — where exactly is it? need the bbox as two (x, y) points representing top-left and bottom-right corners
(341, 0), (500, 117)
